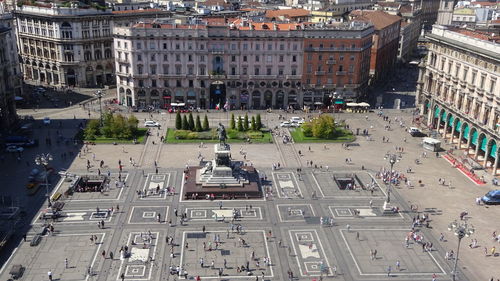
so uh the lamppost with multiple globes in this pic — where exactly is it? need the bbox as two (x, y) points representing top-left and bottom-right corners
(35, 153), (53, 208)
(448, 219), (475, 281)
(382, 153), (398, 213)
(95, 90), (103, 126)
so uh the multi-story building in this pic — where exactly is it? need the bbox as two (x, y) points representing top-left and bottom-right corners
(350, 10), (401, 82)
(0, 8), (21, 129)
(113, 18), (374, 109)
(436, 0), (457, 26)
(15, 3), (115, 88)
(416, 25), (500, 174)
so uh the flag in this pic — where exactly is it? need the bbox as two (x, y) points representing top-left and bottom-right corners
(215, 103), (220, 110)
(224, 99), (229, 110)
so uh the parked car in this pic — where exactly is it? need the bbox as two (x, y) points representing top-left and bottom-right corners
(5, 146), (24, 153)
(144, 121), (160, 127)
(482, 190), (500, 205)
(280, 121), (292, 127)
(4, 136), (37, 147)
(408, 127), (426, 137)
(43, 117), (51, 125)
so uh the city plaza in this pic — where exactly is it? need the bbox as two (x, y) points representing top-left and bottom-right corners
(0, 108), (498, 281)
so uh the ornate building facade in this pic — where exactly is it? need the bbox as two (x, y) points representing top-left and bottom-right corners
(15, 4), (115, 88)
(114, 18), (374, 109)
(416, 25), (500, 174)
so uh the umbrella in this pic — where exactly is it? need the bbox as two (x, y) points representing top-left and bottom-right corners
(358, 102), (370, 107)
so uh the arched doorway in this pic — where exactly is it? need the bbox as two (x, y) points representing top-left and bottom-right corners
(187, 90), (197, 107)
(210, 81), (225, 109)
(240, 90), (249, 109)
(119, 87), (125, 105)
(151, 90), (160, 108)
(276, 91), (284, 109)
(264, 90), (272, 109)
(66, 68), (76, 86)
(96, 65), (104, 87)
(252, 90), (261, 109)
(85, 66), (94, 86)
(288, 91), (298, 109)
(126, 89), (132, 106)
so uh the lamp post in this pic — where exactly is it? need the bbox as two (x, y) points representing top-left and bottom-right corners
(382, 153), (397, 212)
(35, 153), (53, 208)
(448, 220), (475, 281)
(95, 90), (103, 126)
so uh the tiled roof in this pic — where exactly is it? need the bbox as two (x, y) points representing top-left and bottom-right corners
(471, 1), (497, 7)
(350, 10), (401, 30)
(265, 8), (310, 20)
(133, 23), (207, 29)
(231, 18), (306, 30)
(453, 28), (500, 43)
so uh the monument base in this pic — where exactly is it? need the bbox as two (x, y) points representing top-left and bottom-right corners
(183, 166), (262, 200)
(381, 201), (393, 214)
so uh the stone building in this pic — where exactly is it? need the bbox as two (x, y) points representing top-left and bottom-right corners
(15, 3), (115, 88)
(416, 25), (500, 174)
(113, 18), (374, 109)
(0, 8), (21, 129)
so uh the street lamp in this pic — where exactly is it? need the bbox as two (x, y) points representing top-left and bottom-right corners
(382, 153), (398, 213)
(35, 153), (53, 208)
(448, 220), (475, 281)
(95, 90), (103, 126)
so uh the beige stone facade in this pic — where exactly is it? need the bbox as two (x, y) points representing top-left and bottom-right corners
(416, 25), (500, 174)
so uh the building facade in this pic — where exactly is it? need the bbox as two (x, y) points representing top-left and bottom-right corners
(0, 9), (21, 129)
(15, 3), (115, 88)
(114, 19), (374, 109)
(416, 25), (500, 174)
(351, 10), (401, 82)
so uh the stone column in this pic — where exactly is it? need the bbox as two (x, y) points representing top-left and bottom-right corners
(427, 100), (434, 127)
(443, 117), (448, 139)
(450, 121), (455, 144)
(493, 152), (499, 176)
(458, 129), (463, 149)
(271, 91), (276, 109)
(483, 143), (491, 169)
(436, 114), (441, 131)
(474, 139), (481, 160)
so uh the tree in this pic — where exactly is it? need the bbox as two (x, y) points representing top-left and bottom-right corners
(256, 114), (262, 130)
(243, 113), (249, 131)
(175, 111), (182, 130)
(84, 119), (100, 140)
(188, 113), (195, 131)
(127, 115), (139, 136)
(251, 116), (256, 131)
(311, 115), (335, 139)
(195, 115), (202, 132)
(229, 113), (236, 130)
(182, 115), (189, 130)
(237, 116), (244, 131)
(202, 114), (209, 131)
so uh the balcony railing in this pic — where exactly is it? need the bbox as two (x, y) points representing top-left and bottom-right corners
(285, 75), (301, 80)
(315, 71), (325, 75)
(326, 60), (336, 65)
(336, 71), (347, 75)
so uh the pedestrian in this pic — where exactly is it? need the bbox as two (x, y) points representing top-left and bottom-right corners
(387, 265), (391, 277)
(109, 251), (114, 259)
(396, 260), (400, 271)
(65, 258), (68, 269)
(202, 225), (206, 233)
(102, 250), (106, 259)
(23, 234), (26, 242)
(48, 270), (53, 281)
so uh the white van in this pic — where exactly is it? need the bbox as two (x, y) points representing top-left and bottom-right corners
(290, 117), (303, 123)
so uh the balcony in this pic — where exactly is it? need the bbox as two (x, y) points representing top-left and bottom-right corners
(227, 75), (240, 79)
(315, 71), (325, 75)
(285, 75), (301, 80)
(326, 60), (336, 65)
(323, 84), (336, 89)
(248, 75), (277, 79)
(209, 49), (225, 55)
(134, 73), (148, 78)
(210, 74), (226, 80)
(116, 58), (130, 64)
(336, 71), (347, 75)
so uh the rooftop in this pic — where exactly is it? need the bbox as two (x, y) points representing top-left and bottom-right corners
(111, 8), (162, 14)
(350, 10), (401, 30)
(264, 8), (310, 20)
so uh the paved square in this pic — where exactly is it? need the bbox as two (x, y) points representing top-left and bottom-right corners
(277, 204), (315, 222)
(138, 173), (171, 200)
(272, 172), (303, 199)
(340, 228), (446, 276)
(186, 207), (263, 222)
(310, 171), (383, 198)
(128, 206), (168, 224)
(288, 229), (331, 277)
(180, 230), (274, 278)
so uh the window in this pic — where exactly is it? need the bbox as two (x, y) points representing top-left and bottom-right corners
(267, 68), (272, 75)
(176, 80), (182, 87)
(137, 54), (142, 61)
(490, 78), (497, 93)
(339, 55), (344, 61)
(188, 54), (193, 62)
(256, 55), (260, 62)
(189, 80), (194, 87)
(176, 66), (181, 75)
(164, 54), (168, 61)
(350, 55), (355, 61)
(231, 67), (236, 75)
(349, 65), (354, 72)
(266, 55), (272, 63)
(307, 65), (312, 73)
(338, 65), (343, 72)
(291, 68), (297, 75)
(243, 56), (247, 62)
(254, 67), (260, 75)
(479, 75), (486, 89)
(150, 42), (155, 49)
(138, 65), (143, 74)
(455, 64), (460, 76)
(279, 55), (284, 63)
(292, 55), (297, 62)
(200, 81), (205, 87)
(150, 65), (156, 74)
(278, 68), (284, 75)
(256, 44), (260, 51)
(463, 67), (468, 80)
(471, 71), (477, 84)
(243, 67), (247, 75)
(163, 43), (167, 49)
(163, 65), (169, 74)
(199, 66), (206, 75)
(318, 55), (322, 61)
(176, 54), (181, 62)
(280, 44), (284, 50)
(152, 79), (157, 87)
(231, 44), (236, 50)
(293, 44), (297, 51)
(175, 44), (180, 50)
(200, 55), (205, 62)
(243, 44), (248, 50)
(151, 54), (155, 61)
(231, 55), (236, 62)
(307, 53), (312, 60)
(139, 80), (144, 87)
(164, 80), (169, 87)
(267, 44), (272, 50)
(188, 66), (194, 75)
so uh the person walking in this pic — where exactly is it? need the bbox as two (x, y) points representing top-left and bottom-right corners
(48, 270), (53, 281)
(387, 265), (392, 277)
(65, 258), (68, 269)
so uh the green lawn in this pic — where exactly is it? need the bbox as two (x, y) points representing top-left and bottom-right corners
(86, 128), (148, 144)
(290, 127), (355, 143)
(165, 128), (273, 144)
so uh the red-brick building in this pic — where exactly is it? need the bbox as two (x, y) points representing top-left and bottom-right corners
(350, 10), (401, 83)
(301, 22), (374, 102)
